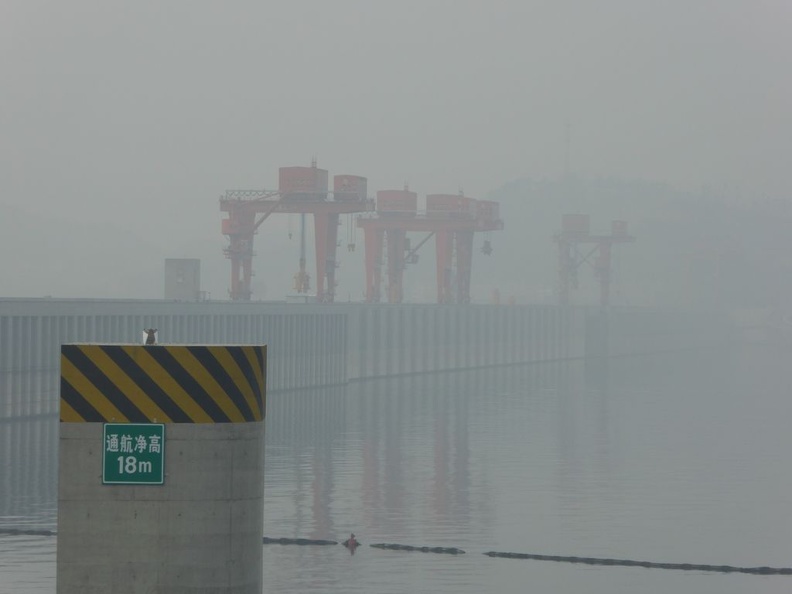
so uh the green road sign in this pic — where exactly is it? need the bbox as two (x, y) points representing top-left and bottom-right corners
(102, 423), (165, 485)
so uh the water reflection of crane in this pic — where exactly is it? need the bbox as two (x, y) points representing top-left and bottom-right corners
(265, 373), (492, 539)
(353, 374), (473, 529)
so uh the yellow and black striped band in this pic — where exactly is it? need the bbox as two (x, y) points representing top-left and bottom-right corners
(60, 344), (266, 423)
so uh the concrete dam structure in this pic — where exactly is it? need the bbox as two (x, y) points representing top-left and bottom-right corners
(0, 298), (732, 420)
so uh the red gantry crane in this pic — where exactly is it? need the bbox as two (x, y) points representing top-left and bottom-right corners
(357, 190), (503, 304)
(554, 214), (634, 307)
(220, 162), (374, 302)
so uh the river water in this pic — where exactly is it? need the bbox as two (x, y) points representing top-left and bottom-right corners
(2, 345), (791, 593)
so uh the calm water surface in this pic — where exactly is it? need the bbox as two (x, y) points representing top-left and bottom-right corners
(2, 345), (791, 593)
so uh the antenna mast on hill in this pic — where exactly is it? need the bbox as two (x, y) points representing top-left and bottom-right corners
(564, 119), (571, 179)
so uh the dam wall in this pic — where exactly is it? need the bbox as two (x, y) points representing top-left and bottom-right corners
(0, 298), (729, 420)
(347, 304), (575, 378)
(584, 307), (736, 359)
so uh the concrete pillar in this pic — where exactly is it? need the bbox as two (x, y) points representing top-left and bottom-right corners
(57, 344), (267, 594)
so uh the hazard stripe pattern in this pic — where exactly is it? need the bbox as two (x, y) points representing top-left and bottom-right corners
(60, 345), (266, 423)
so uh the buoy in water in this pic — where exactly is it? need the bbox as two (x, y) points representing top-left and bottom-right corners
(342, 533), (360, 554)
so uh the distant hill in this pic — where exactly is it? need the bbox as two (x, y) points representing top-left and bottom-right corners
(479, 176), (792, 310)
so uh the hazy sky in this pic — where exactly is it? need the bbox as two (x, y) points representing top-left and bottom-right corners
(1, 1), (790, 299)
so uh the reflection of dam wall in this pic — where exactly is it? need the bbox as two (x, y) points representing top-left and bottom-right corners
(262, 362), (584, 545)
(0, 416), (59, 520)
(0, 299), (730, 419)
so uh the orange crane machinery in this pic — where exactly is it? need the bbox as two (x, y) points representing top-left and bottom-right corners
(220, 163), (374, 302)
(554, 214), (634, 307)
(357, 191), (503, 304)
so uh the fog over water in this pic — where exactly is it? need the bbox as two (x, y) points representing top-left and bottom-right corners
(3, 348), (792, 593)
(1, 1), (790, 304)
